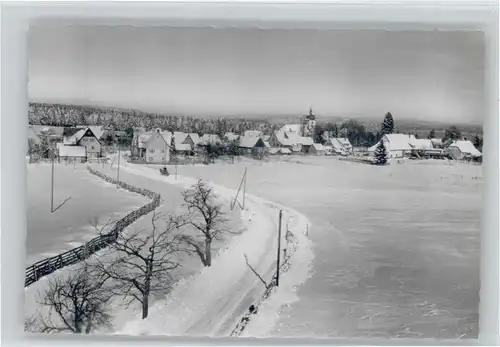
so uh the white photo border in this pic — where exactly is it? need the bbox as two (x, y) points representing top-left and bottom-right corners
(1, 1), (498, 346)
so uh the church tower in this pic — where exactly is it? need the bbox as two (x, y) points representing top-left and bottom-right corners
(302, 107), (317, 137)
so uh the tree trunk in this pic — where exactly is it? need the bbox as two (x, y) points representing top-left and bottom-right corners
(205, 239), (212, 267)
(142, 293), (149, 319)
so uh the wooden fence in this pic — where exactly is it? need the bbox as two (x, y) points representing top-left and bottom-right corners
(24, 167), (161, 287)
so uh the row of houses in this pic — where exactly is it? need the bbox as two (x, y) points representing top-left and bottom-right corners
(367, 133), (482, 160)
(131, 124), (355, 164)
(28, 125), (105, 161)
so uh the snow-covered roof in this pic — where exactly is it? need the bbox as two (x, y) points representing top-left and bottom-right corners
(138, 131), (173, 149)
(280, 148), (292, 154)
(385, 134), (416, 151)
(272, 131), (300, 147)
(63, 129), (87, 145)
(224, 132), (240, 141)
(298, 137), (314, 146)
(57, 143), (86, 157)
(174, 143), (193, 152)
(330, 137), (352, 149)
(32, 125), (65, 136)
(238, 136), (266, 149)
(269, 148), (280, 154)
(279, 124), (302, 134)
(243, 130), (263, 138)
(448, 140), (482, 157)
(410, 138), (434, 150)
(337, 138), (352, 147)
(430, 138), (443, 146)
(311, 143), (325, 151)
(369, 133), (416, 152)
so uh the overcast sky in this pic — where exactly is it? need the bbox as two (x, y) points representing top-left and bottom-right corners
(28, 26), (485, 123)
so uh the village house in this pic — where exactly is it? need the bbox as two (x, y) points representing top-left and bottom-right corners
(269, 129), (314, 153)
(30, 125), (65, 148)
(368, 134), (418, 159)
(57, 127), (103, 161)
(445, 140), (482, 160)
(269, 147), (292, 155)
(142, 129), (172, 164)
(408, 138), (435, 158)
(308, 143), (326, 156)
(430, 138), (444, 149)
(243, 130), (263, 138)
(224, 132), (240, 142)
(238, 136), (268, 156)
(329, 137), (354, 156)
(171, 132), (195, 156)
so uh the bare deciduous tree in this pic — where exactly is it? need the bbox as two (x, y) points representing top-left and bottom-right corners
(93, 212), (183, 319)
(36, 266), (111, 334)
(181, 180), (228, 267)
(25, 314), (39, 333)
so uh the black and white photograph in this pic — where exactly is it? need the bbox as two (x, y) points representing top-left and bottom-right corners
(24, 24), (484, 339)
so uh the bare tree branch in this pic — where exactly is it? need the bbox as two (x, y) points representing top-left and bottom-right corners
(90, 212), (184, 319)
(181, 180), (230, 267)
(35, 264), (112, 334)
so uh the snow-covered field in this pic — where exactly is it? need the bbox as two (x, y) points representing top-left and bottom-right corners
(26, 163), (149, 265)
(25, 157), (482, 340)
(153, 156), (482, 339)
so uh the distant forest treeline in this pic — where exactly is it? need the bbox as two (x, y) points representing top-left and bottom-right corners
(28, 102), (270, 136)
(28, 102), (482, 148)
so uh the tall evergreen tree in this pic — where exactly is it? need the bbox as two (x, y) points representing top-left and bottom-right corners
(373, 140), (388, 165)
(427, 129), (436, 139)
(381, 112), (395, 135)
(473, 134), (483, 151)
(443, 125), (461, 144)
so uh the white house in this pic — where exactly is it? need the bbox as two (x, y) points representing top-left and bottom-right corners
(409, 138), (434, 150)
(238, 136), (268, 156)
(446, 140), (482, 159)
(329, 137), (353, 155)
(59, 127), (103, 160)
(143, 129), (172, 164)
(369, 134), (417, 158)
(308, 143), (326, 156)
(57, 142), (87, 161)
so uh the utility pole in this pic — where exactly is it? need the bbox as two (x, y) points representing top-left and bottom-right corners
(276, 209), (283, 287)
(51, 156), (55, 212)
(117, 146), (121, 184)
(242, 167), (247, 209)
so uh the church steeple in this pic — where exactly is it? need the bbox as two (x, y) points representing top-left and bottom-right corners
(306, 107), (316, 120)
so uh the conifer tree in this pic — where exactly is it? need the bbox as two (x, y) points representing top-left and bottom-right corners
(381, 112), (395, 135)
(373, 140), (388, 165)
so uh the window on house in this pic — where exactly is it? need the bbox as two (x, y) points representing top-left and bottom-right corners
(161, 157), (165, 161)
(91, 146), (95, 150)
(148, 157), (152, 161)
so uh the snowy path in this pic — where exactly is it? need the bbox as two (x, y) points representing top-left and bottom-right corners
(115, 163), (314, 337)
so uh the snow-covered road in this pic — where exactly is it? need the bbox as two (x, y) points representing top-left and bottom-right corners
(115, 163), (314, 337)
